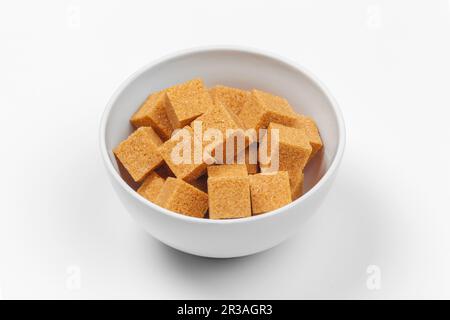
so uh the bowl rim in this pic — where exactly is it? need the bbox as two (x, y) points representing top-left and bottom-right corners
(99, 45), (346, 225)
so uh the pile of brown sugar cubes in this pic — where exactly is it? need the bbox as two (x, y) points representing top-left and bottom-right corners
(113, 78), (322, 219)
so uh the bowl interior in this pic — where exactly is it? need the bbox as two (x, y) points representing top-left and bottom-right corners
(104, 49), (340, 195)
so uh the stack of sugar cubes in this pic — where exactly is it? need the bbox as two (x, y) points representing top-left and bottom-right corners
(114, 79), (322, 219)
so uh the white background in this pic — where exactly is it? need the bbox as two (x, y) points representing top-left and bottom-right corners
(0, 0), (449, 299)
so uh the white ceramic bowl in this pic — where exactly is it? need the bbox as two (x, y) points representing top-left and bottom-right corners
(100, 46), (345, 258)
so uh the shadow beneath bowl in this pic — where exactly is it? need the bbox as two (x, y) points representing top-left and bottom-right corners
(137, 158), (394, 299)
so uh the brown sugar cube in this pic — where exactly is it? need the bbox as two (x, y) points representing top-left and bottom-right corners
(207, 164), (248, 178)
(130, 89), (174, 140)
(192, 101), (249, 162)
(155, 177), (208, 218)
(290, 170), (304, 200)
(249, 171), (292, 214)
(209, 85), (250, 115)
(259, 123), (311, 196)
(114, 127), (163, 183)
(259, 122), (312, 177)
(238, 89), (298, 132)
(208, 176), (251, 219)
(115, 154), (141, 191)
(189, 175), (208, 193)
(291, 115), (323, 159)
(158, 126), (209, 182)
(236, 143), (259, 174)
(137, 171), (165, 203)
(164, 79), (213, 129)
